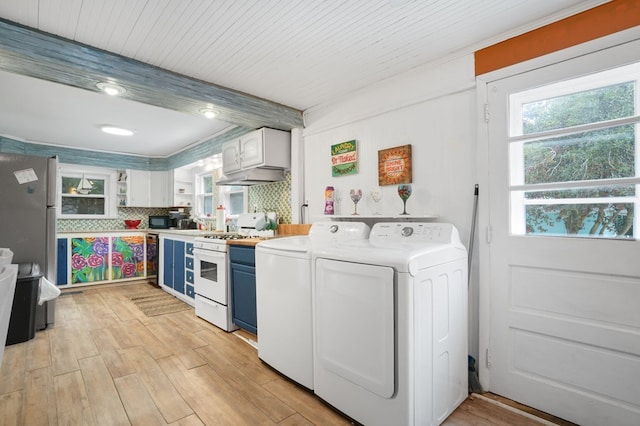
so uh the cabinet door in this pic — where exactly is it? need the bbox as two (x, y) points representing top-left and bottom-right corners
(57, 238), (68, 285)
(128, 170), (151, 207)
(149, 171), (169, 207)
(163, 238), (174, 288)
(230, 262), (257, 334)
(239, 130), (264, 169)
(222, 140), (241, 174)
(173, 240), (186, 294)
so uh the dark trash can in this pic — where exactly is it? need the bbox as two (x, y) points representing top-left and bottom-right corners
(5, 263), (42, 346)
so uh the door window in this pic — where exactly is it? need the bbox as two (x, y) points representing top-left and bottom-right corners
(508, 62), (640, 239)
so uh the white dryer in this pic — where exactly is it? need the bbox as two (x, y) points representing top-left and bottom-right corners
(255, 221), (370, 389)
(312, 222), (468, 426)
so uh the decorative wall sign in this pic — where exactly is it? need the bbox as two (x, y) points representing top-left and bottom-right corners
(378, 144), (412, 185)
(331, 140), (358, 176)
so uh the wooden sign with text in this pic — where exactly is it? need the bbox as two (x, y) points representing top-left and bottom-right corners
(331, 140), (358, 176)
(378, 144), (412, 185)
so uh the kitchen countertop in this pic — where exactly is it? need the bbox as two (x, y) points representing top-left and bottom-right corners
(57, 229), (220, 236)
(226, 238), (266, 247)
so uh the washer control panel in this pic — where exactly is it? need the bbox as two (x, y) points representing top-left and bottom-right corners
(370, 222), (455, 244)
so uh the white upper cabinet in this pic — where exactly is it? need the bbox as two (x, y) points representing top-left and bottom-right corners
(222, 128), (291, 175)
(126, 170), (170, 207)
(127, 169), (149, 207)
(149, 171), (169, 207)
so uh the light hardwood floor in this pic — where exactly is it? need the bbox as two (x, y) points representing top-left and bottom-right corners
(0, 281), (572, 425)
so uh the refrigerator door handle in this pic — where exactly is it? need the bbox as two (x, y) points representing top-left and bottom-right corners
(47, 157), (57, 208)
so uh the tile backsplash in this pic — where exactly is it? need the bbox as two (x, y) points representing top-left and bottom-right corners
(56, 207), (171, 232)
(248, 171), (291, 224)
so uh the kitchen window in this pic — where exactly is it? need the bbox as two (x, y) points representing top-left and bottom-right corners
(200, 174), (214, 216)
(196, 170), (246, 218)
(58, 165), (117, 218)
(509, 61), (640, 239)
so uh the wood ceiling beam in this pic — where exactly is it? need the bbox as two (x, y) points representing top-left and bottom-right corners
(0, 18), (303, 130)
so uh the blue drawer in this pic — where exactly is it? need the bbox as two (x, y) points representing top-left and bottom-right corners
(229, 245), (255, 266)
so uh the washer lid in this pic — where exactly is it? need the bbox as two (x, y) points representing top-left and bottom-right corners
(312, 222), (467, 274)
(256, 235), (310, 254)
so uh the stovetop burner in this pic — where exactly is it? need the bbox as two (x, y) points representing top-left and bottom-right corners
(204, 234), (251, 241)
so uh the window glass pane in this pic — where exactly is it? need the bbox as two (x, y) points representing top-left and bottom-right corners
(61, 176), (106, 195)
(203, 175), (213, 193)
(523, 203), (633, 238)
(61, 197), (106, 215)
(521, 124), (635, 185)
(204, 195), (213, 215)
(229, 192), (243, 215)
(522, 82), (635, 134)
(524, 184), (635, 200)
(514, 184), (635, 239)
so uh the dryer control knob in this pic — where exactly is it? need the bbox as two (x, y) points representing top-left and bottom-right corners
(330, 224), (339, 233)
(401, 226), (413, 237)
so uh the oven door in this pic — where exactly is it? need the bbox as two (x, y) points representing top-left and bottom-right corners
(193, 248), (228, 304)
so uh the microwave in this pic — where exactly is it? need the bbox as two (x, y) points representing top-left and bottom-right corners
(148, 215), (171, 229)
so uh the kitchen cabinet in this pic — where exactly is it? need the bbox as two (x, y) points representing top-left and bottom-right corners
(56, 232), (149, 286)
(160, 235), (195, 299)
(221, 128), (290, 175)
(229, 245), (257, 334)
(125, 170), (170, 207)
(115, 170), (169, 207)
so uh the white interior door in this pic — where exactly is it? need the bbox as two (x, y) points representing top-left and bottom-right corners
(485, 40), (640, 426)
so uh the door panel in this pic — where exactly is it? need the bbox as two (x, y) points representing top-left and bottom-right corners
(485, 42), (640, 426)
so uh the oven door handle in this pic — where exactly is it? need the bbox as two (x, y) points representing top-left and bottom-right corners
(193, 248), (226, 260)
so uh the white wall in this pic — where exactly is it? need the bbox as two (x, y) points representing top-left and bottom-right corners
(302, 54), (481, 358)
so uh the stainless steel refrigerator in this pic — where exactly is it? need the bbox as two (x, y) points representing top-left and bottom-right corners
(0, 152), (57, 329)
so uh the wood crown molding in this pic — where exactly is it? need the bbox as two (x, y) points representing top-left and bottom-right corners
(475, 0), (640, 76)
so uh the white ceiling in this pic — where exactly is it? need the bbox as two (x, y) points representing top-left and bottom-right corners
(0, 0), (609, 157)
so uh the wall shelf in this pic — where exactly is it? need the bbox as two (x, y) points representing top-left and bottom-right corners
(313, 214), (438, 221)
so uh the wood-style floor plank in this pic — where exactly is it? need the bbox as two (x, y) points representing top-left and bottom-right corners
(0, 280), (573, 426)
(0, 390), (22, 425)
(158, 355), (276, 425)
(54, 370), (96, 425)
(195, 344), (297, 423)
(114, 373), (169, 425)
(119, 346), (194, 423)
(25, 330), (51, 371)
(78, 355), (130, 425)
(22, 366), (57, 426)
(0, 343), (27, 394)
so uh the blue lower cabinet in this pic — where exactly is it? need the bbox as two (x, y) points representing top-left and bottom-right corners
(163, 238), (174, 288)
(186, 270), (194, 285)
(229, 245), (257, 334)
(57, 238), (68, 285)
(162, 237), (188, 294)
(172, 240), (185, 294)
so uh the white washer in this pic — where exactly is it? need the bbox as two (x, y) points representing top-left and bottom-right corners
(255, 222), (370, 389)
(312, 222), (468, 426)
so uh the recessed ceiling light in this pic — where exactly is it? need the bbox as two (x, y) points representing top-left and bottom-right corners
(96, 82), (126, 96)
(100, 125), (134, 136)
(200, 108), (217, 119)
